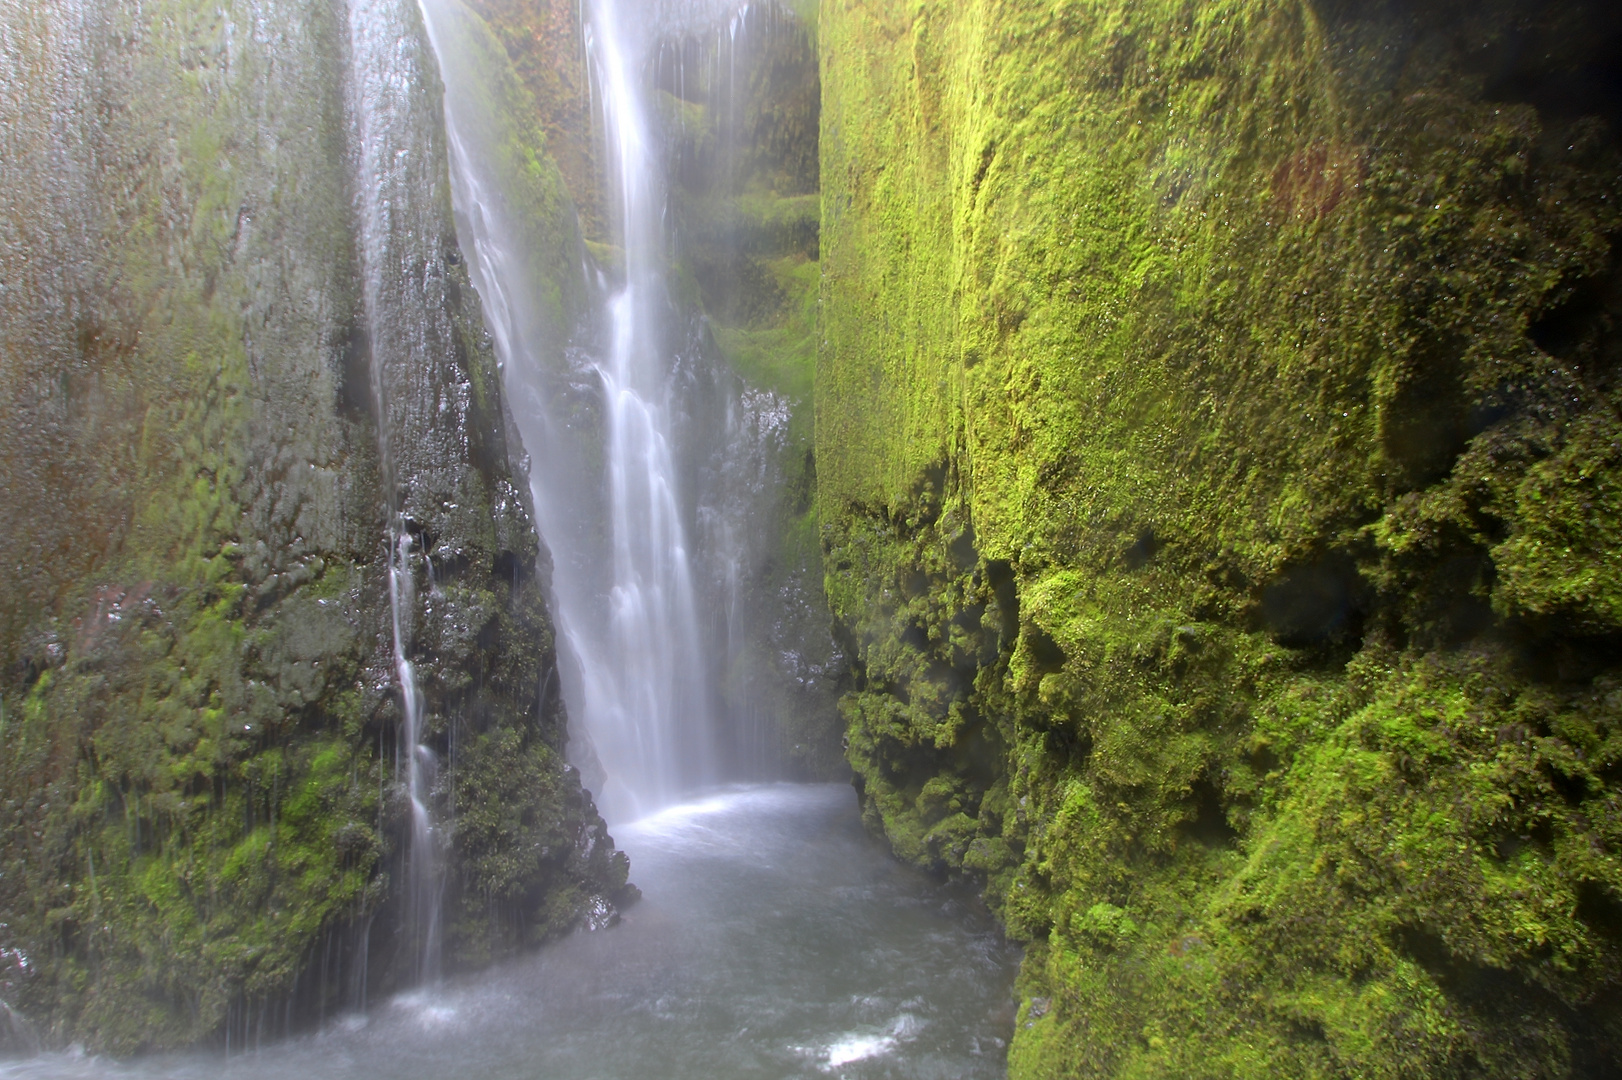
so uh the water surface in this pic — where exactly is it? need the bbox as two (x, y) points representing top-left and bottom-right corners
(5, 784), (1021, 1079)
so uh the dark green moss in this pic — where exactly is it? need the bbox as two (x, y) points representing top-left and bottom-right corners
(0, 0), (624, 1052)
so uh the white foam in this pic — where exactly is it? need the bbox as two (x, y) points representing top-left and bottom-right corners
(623, 792), (737, 836)
(816, 1014), (923, 1072)
(390, 991), (460, 1029)
(823, 1032), (895, 1068)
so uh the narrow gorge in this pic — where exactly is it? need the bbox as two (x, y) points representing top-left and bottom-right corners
(1, 0), (1620, 1077)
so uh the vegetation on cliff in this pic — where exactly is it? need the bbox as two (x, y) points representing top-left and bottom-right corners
(818, 0), (1622, 1074)
(0, 0), (628, 1052)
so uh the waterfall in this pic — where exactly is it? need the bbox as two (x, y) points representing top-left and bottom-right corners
(343, 0), (445, 983)
(422, 0), (719, 823)
(583, 0), (715, 819)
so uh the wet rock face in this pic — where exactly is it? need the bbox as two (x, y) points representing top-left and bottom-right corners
(820, 0), (1622, 1075)
(650, 3), (845, 781)
(0, 0), (625, 1053)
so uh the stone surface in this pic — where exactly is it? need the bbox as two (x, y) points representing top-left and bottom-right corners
(0, 0), (627, 1052)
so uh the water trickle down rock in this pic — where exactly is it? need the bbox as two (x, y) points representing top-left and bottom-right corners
(0, 0), (630, 1051)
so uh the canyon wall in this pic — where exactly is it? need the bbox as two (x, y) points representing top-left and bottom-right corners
(817, 0), (1622, 1074)
(0, 0), (627, 1051)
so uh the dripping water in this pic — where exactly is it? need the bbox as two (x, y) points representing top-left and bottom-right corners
(344, 0), (444, 984)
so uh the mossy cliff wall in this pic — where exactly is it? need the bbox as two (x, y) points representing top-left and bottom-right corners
(462, 0), (605, 245)
(818, 0), (1622, 1075)
(0, 0), (626, 1053)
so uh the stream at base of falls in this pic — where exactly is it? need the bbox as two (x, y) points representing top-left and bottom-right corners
(2, 785), (1022, 1080)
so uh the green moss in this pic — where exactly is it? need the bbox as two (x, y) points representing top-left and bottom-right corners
(0, 0), (625, 1052)
(1492, 411), (1622, 630)
(819, 0), (1622, 1074)
(430, 0), (587, 339)
(711, 254), (820, 401)
(465, 0), (603, 241)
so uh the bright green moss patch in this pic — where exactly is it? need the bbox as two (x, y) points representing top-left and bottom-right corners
(820, 0), (1622, 1074)
(1493, 410), (1622, 630)
(711, 254), (820, 401)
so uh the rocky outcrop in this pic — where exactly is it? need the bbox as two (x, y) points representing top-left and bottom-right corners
(818, 0), (1622, 1075)
(0, 0), (627, 1052)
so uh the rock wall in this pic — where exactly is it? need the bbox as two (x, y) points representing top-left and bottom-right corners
(818, 0), (1622, 1075)
(463, 0), (605, 245)
(0, 0), (627, 1052)
(654, 2), (844, 779)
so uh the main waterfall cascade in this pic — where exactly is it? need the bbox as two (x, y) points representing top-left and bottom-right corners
(578, 0), (716, 817)
(421, 0), (793, 822)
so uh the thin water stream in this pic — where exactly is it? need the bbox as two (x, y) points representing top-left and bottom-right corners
(2, 786), (1021, 1079)
(345, 0), (452, 982)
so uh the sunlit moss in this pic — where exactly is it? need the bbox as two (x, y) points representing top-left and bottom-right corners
(819, 0), (1622, 1074)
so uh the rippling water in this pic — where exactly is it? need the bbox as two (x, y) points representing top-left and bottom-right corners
(3, 784), (1021, 1079)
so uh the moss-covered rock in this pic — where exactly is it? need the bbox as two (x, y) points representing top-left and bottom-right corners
(0, 0), (627, 1053)
(462, 0), (605, 245)
(818, 0), (1622, 1074)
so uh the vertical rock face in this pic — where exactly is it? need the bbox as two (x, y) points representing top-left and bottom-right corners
(651, 2), (844, 780)
(819, 0), (1622, 1075)
(0, 0), (626, 1053)
(462, 0), (605, 245)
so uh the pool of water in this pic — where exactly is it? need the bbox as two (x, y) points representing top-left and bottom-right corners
(3, 784), (1022, 1079)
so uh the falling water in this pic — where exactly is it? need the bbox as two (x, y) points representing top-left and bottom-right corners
(422, 0), (719, 822)
(583, 0), (715, 819)
(344, 0), (445, 983)
(383, 533), (440, 984)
